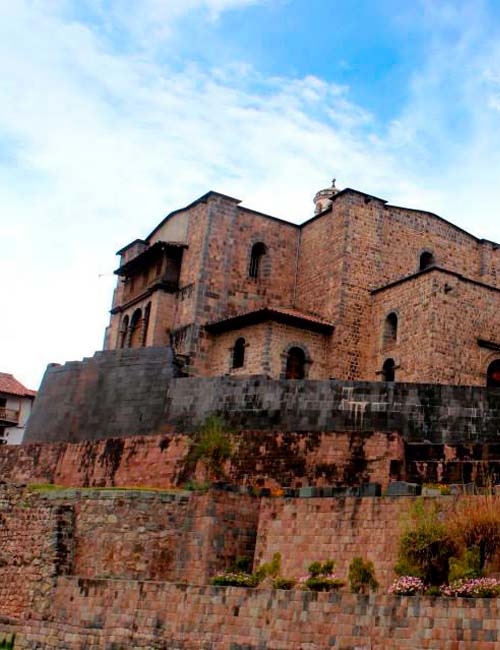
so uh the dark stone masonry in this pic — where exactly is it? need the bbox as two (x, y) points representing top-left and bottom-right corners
(24, 347), (500, 445)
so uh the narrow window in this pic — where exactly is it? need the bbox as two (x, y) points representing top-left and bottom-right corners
(285, 347), (306, 379)
(129, 308), (142, 348)
(383, 312), (398, 345)
(487, 360), (500, 388)
(382, 358), (395, 382)
(249, 242), (267, 278)
(232, 337), (246, 369)
(419, 251), (435, 271)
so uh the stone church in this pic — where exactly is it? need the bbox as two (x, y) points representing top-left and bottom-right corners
(104, 180), (500, 387)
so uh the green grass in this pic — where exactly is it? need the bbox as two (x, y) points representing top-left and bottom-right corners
(27, 483), (185, 494)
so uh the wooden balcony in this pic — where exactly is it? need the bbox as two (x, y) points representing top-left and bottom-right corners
(0, 408), (19, 425)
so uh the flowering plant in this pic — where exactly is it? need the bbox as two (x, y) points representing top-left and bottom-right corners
(388, 576), (425, 596)
(441, 577), (500, 598)
(211, 572), (259, 588)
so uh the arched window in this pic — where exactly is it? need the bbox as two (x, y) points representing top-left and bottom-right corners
(382, 358), (395, 382)
(383, 312), (398, 346)
(487, 360), (500, 388)
(285, 347), (306, 379)
(129, 309), (142, 348)
(249, 242), (267, 278)
(118, 315), (129, 349)
(419, 251), (435, 271)
(232, 337), (246, 369)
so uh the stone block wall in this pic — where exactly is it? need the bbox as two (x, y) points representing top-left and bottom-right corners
(0, 430), (402, 490)
(254, 495), (428, 589)
(163, 376), (500, 444)
(4, 482), (500, 647)
(0, 485), (73, 620)
(24, 347), (178, 444)
(371, 267), (500, 385)
(23, 346), (500, 445)
(0, 485), (258, 624)
(191, 197), (300, 374)
(208, 322), (270, 376)
(5, 578), (500, 649)
(206, 321), (330, 379)
(68, 489), (258, 584)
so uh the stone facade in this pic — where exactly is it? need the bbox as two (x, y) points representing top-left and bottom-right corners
(104, 184), (500, 386)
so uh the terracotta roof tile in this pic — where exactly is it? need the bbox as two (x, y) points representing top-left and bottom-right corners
(0, 373), (37, 398)
(205, 306), (334, 334)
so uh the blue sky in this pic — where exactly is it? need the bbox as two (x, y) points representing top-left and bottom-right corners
(2, 0), (500, 389)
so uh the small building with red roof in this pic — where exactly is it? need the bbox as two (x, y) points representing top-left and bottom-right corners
(0, 373), (37, 444)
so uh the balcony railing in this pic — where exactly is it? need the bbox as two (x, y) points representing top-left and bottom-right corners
(0, 408), (19, 424)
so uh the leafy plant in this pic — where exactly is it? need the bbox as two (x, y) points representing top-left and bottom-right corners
(213, 553), (284, 589)
(348, 557), (379, 594)
(187, 415), (232, 479)
(395, 499), (456, 585)
(448, 547), (482, 583)
(0, 635), (15, 650)
(424, 585), (442, 597)
(182, 479), (211, 492)
(232, 556), (253, 574)
(255, 552), (282, 582)
(272, 576), (296, 590)
(299, 559), (344, 592)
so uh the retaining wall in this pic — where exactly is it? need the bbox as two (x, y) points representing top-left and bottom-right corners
(3, 578), (500, 649)
(24, 348), (500, 445)
(0, 430), (403, 489)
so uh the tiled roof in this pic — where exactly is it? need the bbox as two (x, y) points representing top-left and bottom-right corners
(0, 373), (37, 398)
(205, 306), (334, 334)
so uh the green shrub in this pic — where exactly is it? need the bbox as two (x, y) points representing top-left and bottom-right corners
(395, 499), (457, 586)
(187, 415), (232, 479)
(448, 547), (482, 583)
(182, 479), (211, 492)
(255, 552), (282, 582)
(232, 556), (253, 574)
(300, 559), (345, 592)
(424, 585), (442, 597)
(272, 576), (296, 590)
(303, 576), (344, 592)
(0, 635), (15, 650)
(308, 559), (335, 577)
(348, 557), (379, 594)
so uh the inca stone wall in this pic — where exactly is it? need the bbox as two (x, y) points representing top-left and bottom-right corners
(0, 430), (402, 489)
(23, 347), (500, 445)
(3, 485), (500, 648)
(0, 485), (73, 620)
(24, 347), (179, 443)
(3, 576), (500, 649)
(0, 485), (258, 623)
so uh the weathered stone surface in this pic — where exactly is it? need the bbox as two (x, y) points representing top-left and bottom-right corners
(4, 579), (500, 649)
(23, 355), (500, 444)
